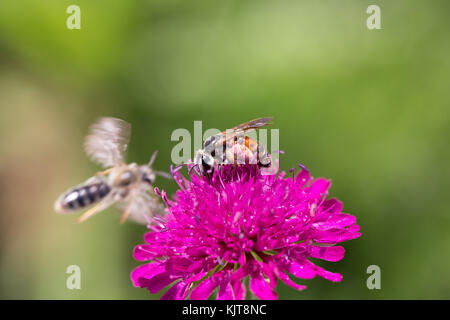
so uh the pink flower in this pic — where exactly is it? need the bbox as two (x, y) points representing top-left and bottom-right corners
(131, 162), (361, 300)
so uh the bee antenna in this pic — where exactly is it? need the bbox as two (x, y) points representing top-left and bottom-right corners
(155, 171), (173, 180)
(148, 150), (158, 167)
(188, 164), (199, 175)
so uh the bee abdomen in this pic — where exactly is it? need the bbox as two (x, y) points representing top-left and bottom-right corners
(60, 182), (110, 212)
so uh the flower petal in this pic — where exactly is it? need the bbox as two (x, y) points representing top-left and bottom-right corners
(249, 273), (277, 300)
(307, 261), (343, 282)
(133, 244), (159, 261)
(312, 213), (356, 230)
(311, 227), (361, 244)
(232, 281), (247, 300)
(130, 263), (165, 288)
(161, 281), (189, 300)
(190, 278), (219, 300)
(145, 271), (179, 294)
(308, 245), (345, 262)
(287, 260), (317, 279)
(276, 269), (307, 291)
(309, 178), (330, 199)
(295, 167), (310, 187)
(320, 198), (343, 214)
(217, 282), (234, 300)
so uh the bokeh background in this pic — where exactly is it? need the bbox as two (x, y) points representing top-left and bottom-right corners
(0, 0), (449, 299)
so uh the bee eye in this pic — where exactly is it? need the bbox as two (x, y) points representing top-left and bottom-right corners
(201, 156), (212, 171)
(142, 173), (155, 185)
(118, 170), (134, 186)
(144, 177), (152, 184)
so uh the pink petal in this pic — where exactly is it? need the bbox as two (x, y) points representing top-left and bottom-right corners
(189, 271), (209, 283)
(190, 278), (219, 300)
(287, 261), (316, 279)
(320, 198), (343, 214)
(312, 213), (356, 230)
(232, 281), (247, 300)
(261, 261), (278, 289)
(130, 263), (165, 288)
(166, 257), (195, 275)
(144, 231), (169, 244)
(311, 228), (361, 244)
(276, 270), (307, 291)
(308, 245), (345, 262)
(215, 273), (233, 300)
(186, 246), (209, 257)
(145, 271), (179, 294)
(161, 281), (189, 300)
(249, 273), (277, 300)
(295, 167), (310, 187)
(230, 266), (249, 283)
(217, 283), (234, 300)
(133, 245), (159, 261)
(309, 178), (330, 198)
(308, 261), (343, 282)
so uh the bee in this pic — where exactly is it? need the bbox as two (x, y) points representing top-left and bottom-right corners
(193, 117), (273, 175)
(54, 117), (170, 224)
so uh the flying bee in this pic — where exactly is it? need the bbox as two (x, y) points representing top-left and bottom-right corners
(54, 117), (170, 224)
(193, 117), (273, 175)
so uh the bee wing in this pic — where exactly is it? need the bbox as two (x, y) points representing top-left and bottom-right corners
(115, 188), (166, 224)
(84, 117), (131, 168)
(221, 117), (273, 140)
(224, 117), (272, 134)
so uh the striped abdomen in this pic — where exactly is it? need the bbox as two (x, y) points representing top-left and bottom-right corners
(59, 182), (110, 212)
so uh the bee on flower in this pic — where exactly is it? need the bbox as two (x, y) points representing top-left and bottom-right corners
(131, 160), (361, 300)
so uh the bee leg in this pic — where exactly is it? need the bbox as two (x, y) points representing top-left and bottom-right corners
(95, 168), (113, 176)
(119, 203), (133, 224)
(119, 188), (140, 224)
(77, 199), (113, 223)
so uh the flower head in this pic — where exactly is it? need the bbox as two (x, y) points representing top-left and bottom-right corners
(131, 162), (361, 300)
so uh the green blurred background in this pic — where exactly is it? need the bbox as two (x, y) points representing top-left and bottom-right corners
(0, 0), (449, 299)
